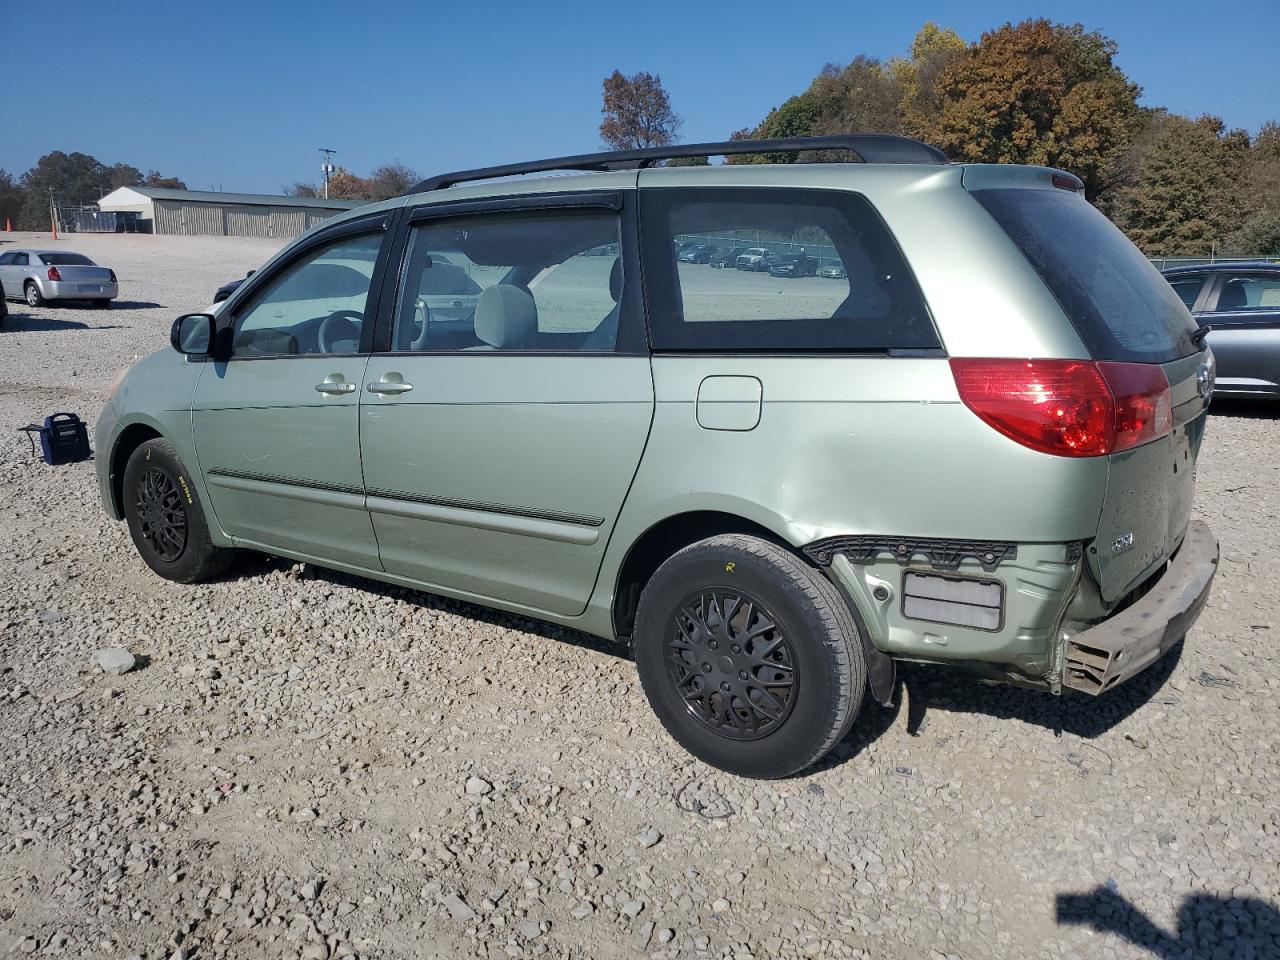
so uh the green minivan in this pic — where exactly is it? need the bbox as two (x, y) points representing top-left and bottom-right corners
(97, 135), (1219, 778)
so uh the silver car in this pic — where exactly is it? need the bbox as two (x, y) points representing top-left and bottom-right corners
(1163, 263), (1280, 398)
(0, 249), (119, 308)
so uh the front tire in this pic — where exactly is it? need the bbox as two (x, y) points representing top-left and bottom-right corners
(122, 438), (232, 583)
(634, 535), (865, 778)
(25, 282), (44, 308)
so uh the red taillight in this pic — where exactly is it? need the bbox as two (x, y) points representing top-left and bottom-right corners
(950, 358), (1172, 458)
(1098, 361), (1173, 453)
(47, 266), (62, 282)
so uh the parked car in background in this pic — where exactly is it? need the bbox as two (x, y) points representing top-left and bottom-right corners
(0, 279), (7, 327)
(768, 253), (818, 278)
(678, 243), (717, 264)
(735, 247), (772, 271)
(709, 247), (745, 269)
(1162, 263), (1280, 398)
(98, 134), (1218, 779)
(213, 271), (254, 304)
(817, 259), (847, 279)
(0, 249), (118, 308)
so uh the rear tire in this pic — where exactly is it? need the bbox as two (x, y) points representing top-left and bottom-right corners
(25, 282), (44, 308)
(633, 534), (865, 778)
(122, 438), (232, 583)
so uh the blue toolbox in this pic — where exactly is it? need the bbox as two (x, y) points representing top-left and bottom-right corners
(19, 413), (92, 465)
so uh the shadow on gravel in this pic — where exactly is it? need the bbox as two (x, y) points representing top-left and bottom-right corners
(884, 638), (1184, 743)
(43, 299), (163, 310)
(2, 315), (95, 332)
(1056, 886), (1280, 958)
(228, 553), (630, 662)
(1209, 398), (1278, 419)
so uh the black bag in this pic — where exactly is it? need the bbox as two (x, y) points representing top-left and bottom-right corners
(19, 413), (92, 465)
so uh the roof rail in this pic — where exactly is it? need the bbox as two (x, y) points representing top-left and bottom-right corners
(405, 134), (948, 194)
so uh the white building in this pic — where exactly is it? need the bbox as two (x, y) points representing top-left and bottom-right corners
(96, 186), (362, 238)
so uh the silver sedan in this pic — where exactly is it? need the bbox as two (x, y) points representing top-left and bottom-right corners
(0, 248), (119, 308)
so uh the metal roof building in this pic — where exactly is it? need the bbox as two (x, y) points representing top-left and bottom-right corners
(96, 186), (363, 238)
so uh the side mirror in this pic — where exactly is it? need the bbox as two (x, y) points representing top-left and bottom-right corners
(170, 313), (215, 356)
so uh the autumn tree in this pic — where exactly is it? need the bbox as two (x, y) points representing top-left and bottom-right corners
(729, 24), (959, 163)
(366, 161), (419, 200)
(143, 171), (187, 189)
(1115, 114), (1247, 256)
(729, 56), (903, 164)
(1227, 122), (1280, 254)
(600, 70), (681, 150)
(323, 167), (371, 200)
(890, 22), (966, 139)
(930, 20), (1141, 199)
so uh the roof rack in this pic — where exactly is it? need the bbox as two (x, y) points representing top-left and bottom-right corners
(405, 134), (948, 194)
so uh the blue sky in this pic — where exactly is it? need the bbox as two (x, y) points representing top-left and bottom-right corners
(5, 0), (1277, 194)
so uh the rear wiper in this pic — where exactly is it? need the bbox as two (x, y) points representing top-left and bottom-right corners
(1191, 324), (1211, 348)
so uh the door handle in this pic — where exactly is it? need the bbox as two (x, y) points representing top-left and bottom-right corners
(367, 377), (414, 395)
(314, 376), (356, 395)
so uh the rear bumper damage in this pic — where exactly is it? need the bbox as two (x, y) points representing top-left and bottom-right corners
(1062, 520), (1218, 695)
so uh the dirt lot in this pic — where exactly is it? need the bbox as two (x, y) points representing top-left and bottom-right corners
(0, 231), (1277, 960)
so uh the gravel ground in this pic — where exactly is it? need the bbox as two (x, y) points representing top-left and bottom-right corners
(0, 231), (1277, 960)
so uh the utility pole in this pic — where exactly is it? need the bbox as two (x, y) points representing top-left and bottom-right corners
(49, 187), (58, 240)
(319, 148), (337, 200)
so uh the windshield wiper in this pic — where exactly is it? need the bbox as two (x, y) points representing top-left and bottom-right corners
(1191, 324), (1211, 348)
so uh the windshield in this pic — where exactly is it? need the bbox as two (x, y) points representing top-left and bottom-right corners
(39, 253), (95, 266)
(973, 188), (1199, 363)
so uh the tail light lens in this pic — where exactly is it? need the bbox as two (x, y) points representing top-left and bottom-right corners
(951, 358), (1172, 458)
(47, 266), (62, 282)
(108, 269), (117, 283)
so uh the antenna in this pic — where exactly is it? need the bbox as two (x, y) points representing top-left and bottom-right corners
(319, 148), (337, 200)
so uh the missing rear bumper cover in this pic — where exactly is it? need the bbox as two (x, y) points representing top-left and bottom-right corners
(804, 535), (1018, 572)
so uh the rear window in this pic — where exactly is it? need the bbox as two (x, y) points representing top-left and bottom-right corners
(39, 253), (95, 266)
(973, 188), (1198, 363)
(642, 188), (938, 352)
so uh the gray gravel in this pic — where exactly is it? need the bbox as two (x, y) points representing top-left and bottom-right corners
(1, 232), (1277, 959)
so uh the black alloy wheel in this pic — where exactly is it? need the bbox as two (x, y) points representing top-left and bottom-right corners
(667, 589), (797, 740)
(133, 467), (188, 561)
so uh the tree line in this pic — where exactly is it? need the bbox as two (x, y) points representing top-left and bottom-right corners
(0, 154), (420, 230)
(0, 152), (186, 230)
(601, 20), (1280, 257)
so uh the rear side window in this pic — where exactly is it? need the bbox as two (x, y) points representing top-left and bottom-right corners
(641, 188), (938, 352)
(1214, 275), (1280, 313)
(391, 209), (626, 353)
(1166, 274), (1206, 311)
(973, 188), (1199, 363)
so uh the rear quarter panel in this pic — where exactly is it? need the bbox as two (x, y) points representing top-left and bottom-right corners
(596, 355), (1109, 585)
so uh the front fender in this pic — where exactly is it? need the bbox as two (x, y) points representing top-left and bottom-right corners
(94, 350), (221, 541)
